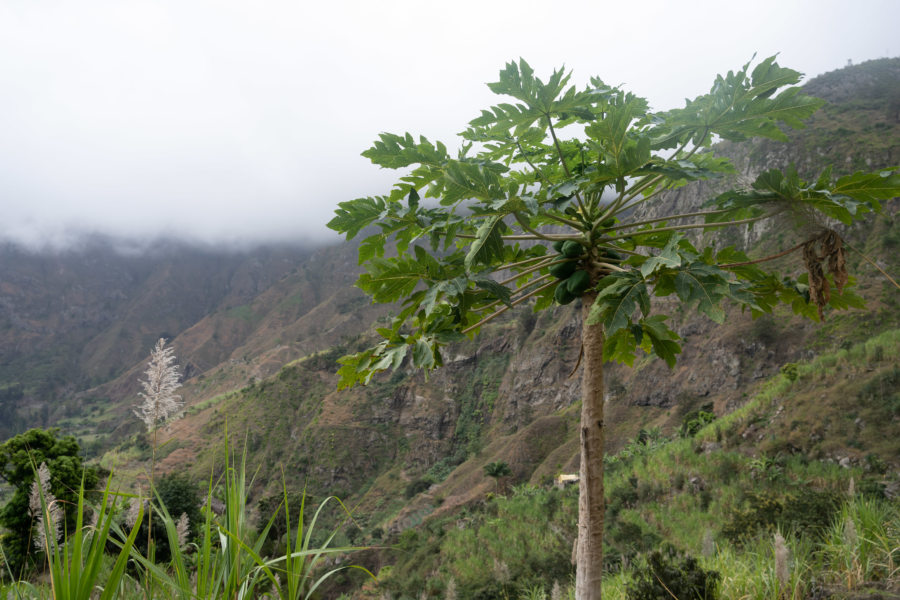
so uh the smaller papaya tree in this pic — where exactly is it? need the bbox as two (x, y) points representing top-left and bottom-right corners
(328, 57), (899, 599)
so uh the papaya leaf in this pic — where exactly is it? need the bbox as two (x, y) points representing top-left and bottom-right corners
(640, 234), (684, 278)
(672, 262), (731, 323)
(588, 272), (650, 335)
(328, 196), (387, 240)
(412, 339), (435, 370)
(465, 215), (509, 270)
(638, 315), (682, 368)
(831, 169), (900, 207)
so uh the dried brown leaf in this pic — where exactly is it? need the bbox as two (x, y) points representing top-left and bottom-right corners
(803, 239), (828, 320)
(802, 229), (850, 320)
(823, 230), (849, 294)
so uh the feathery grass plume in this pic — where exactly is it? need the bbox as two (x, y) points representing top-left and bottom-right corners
(774, 531), (790, 596)
(844, 515), (858, 550)
(492, 558), (511, 584)
(702, 528), (716, 557)
(134, 338), (183, 432)
(28, 462), (52, 516)
(175, 512), (190, 550)
(29, 462), (61, 553)
(444, 577), (457, 600)
(550, 580), (563, 600)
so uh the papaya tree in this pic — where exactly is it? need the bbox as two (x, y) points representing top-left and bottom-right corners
(327, 57), (899, 598)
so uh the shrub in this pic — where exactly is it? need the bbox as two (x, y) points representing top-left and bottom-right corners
(605, 521), (662, 571)
(780, 363), (799, 382)
(0, 428), (99, 576)
(680, 403), (716, 438)
(607, 481), (639, 519)
(132, 472), (200, 564)
(626, 545), (720, 600)
(721, 487), (841, 544)
(404, 478), (432, 499)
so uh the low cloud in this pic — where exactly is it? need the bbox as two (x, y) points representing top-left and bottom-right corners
(1, 0), (896, 251)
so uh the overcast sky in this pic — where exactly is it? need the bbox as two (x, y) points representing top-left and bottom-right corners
(1, 0), (897, 250)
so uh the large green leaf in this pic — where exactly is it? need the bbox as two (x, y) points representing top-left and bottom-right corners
(588, 272), (650, 335)
(831, 169), (900, 207)
(328, 197), (386, 240)
(465, 215), (509, 270)
(658, 55), (823, 145)
(672, 263), (730, 323)
(640, 235), (684, 278)
(363, 132), (449, 169)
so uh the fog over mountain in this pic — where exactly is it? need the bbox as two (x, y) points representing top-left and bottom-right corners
(1, 0), (897, 251)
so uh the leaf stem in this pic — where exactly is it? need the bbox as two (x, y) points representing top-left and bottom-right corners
(513, 212), (565, 242)
(544, 212), (584, 229)
(590, 260), (628, 273)
(495, 253), (554, 272)
(457, 232), (579, 241)
(515, 140), (551, 186)
(844, 240), (900, 290)
(462, 279), (557, 334)
(498, 258), (567, 285)
(471, 272), (556, 317)
(605, 208), (734, 232)
(603, 209), (784, 243)
(503, 233), (581, 241)
(718, 240), (806, 268)
(547, 116), (588, 215)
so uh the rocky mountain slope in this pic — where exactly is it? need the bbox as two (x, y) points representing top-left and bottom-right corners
(68, 60), (894, 515)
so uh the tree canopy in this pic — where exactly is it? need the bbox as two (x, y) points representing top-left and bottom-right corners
(329, 56), (896, 386)
(0, 428), (99, 576)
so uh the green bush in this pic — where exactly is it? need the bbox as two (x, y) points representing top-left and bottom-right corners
(721, 487), (841, 544)
(627, 545), (720, 600)
(0, 428), (99, 576)
(404, 478), (432, 499)
(780, 363), (799, 382)
(604, 521), (662, 571)
(381, 486), (576, 598)
(132, 472), (200, 564)
(680, 403), (716, 438)
(607, 480), (639, 519)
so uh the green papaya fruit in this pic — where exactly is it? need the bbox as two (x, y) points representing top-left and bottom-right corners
(561, 240), (583, 258)
(554, 282), (576, 305)
(552, 240), (566, 253)
(549, 260), (577, 279)
(566, 270), (591, 295)
(599, 248), (624, 261)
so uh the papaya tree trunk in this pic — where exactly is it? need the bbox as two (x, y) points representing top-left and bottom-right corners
(576, 292), (605, 599)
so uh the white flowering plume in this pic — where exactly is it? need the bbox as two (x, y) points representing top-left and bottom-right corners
(134, 338), (183, 432)
(29, 462), (62, 552)
(774, 531), (790, 590)
(175, 512), (190, 549)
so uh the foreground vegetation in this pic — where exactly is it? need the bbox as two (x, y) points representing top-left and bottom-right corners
(1, 330), (898, 599)
(0, 444), (372, 600)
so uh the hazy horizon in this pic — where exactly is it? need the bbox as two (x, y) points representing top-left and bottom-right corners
(2, 0), (898, 252)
